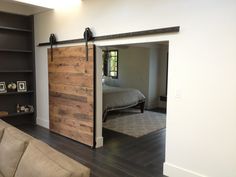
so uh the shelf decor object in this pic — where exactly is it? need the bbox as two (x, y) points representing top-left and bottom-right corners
(7, 82), (17, 92)
(17, 104), (34, 113)
(0, 82), (7, 93)
(17, 81), (27, 92)
(0, 111), (8, 117)
(0, 11), (36, 125)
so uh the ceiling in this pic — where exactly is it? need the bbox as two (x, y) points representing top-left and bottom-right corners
(0, 0), (51, 16)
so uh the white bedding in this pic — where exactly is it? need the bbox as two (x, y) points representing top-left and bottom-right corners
(102, 85), (146, 113)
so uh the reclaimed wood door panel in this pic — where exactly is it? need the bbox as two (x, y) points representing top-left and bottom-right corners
(48, 45), (95, 147)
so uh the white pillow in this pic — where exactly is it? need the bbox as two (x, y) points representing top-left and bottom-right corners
(102, 76), (112, 85)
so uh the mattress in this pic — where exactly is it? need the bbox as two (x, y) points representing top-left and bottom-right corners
(103, 85), (146, 113)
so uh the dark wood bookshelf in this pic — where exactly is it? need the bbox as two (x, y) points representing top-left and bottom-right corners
(0, 26), (32, 32)
(160, 96), (167, 102)
(0, 91), (34, 96)
(0, 49), (32, 53)
(0, 70), (33, 73)
(0, 112), (34, 118)
(0, 11), (36, 125)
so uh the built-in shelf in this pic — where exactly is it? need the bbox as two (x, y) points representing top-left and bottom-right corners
(0, 112), (34, 118)
(160, 96), (167, 102)
(0, 11), (36, 125)
(0, 70), (33, 73)
(0, 91), (34, 96)
(0, 26), (32, 32)
(0, 49), (32, 53)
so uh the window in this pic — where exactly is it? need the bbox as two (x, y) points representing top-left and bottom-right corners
(102, 50), (118, 79)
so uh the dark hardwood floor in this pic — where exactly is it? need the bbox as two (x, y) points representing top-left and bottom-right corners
(17, 124), (166, 177)
(149, 107), (166, 114)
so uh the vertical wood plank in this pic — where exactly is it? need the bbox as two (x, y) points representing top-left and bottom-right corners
(48, 45), (95, 146)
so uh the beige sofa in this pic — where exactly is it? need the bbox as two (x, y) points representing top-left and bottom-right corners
(0, 120), (90, 177)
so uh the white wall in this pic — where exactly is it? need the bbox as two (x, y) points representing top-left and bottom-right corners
(34, 0), (236, 177)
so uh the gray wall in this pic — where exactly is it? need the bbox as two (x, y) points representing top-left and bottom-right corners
(106, 45), (168, 109)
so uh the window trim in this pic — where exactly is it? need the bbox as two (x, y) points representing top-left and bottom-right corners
(108, 50), (118, 79)
(103, 50), (119, 79)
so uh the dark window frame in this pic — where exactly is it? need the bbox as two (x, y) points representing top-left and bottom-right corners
(102, 50), (119, 79)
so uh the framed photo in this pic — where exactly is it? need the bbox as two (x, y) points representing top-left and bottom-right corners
(0, 82), (7, 93)
(17, 81), (27, 92)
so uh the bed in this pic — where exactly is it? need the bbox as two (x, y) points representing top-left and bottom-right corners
(103, 84), (146, 122)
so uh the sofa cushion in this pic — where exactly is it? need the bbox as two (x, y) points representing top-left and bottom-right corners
(0, 128), (28, 177)
(16, 139), (90, 177)
(31, 140), (90, 177)
(15, 141), (72, 177)
(0, 125), (5, 141)
(5, 127), (33, 142)
(0, 120), (11, 141)
(0, 120), (12, 127)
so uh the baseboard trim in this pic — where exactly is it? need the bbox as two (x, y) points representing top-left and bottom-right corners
(96, 137), (103, 148)
(36, 117), (49, 129)
(164, 162), (207, 177)
(96, 136), (103, 148)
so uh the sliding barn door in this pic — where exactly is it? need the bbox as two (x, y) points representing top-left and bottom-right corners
(48, 45), (95, 147)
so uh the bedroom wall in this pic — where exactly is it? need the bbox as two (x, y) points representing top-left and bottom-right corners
(106, 46), (150, 108)
(148, 47), (160, 109)
(157, 45), (168, 108)
(107, 46), (166, 109)
(147, 45), (168, 109)
(34, 0), (236, 177)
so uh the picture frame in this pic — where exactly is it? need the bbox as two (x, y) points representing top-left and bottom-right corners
(17, 81), (27, 92)
(0, 82), (7, 93)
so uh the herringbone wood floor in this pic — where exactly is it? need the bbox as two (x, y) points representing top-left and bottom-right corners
(17, 124), (166, 177)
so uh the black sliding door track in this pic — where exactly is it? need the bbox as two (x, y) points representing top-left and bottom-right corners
(38, 26), (180, 47)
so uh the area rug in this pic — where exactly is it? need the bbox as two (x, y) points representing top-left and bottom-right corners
(103, 109), (166, 138)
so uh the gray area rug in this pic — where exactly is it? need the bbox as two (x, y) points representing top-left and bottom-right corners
(103, 109), (166, 138)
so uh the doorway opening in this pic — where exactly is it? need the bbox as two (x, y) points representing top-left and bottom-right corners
(97, 41), (169, 176)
